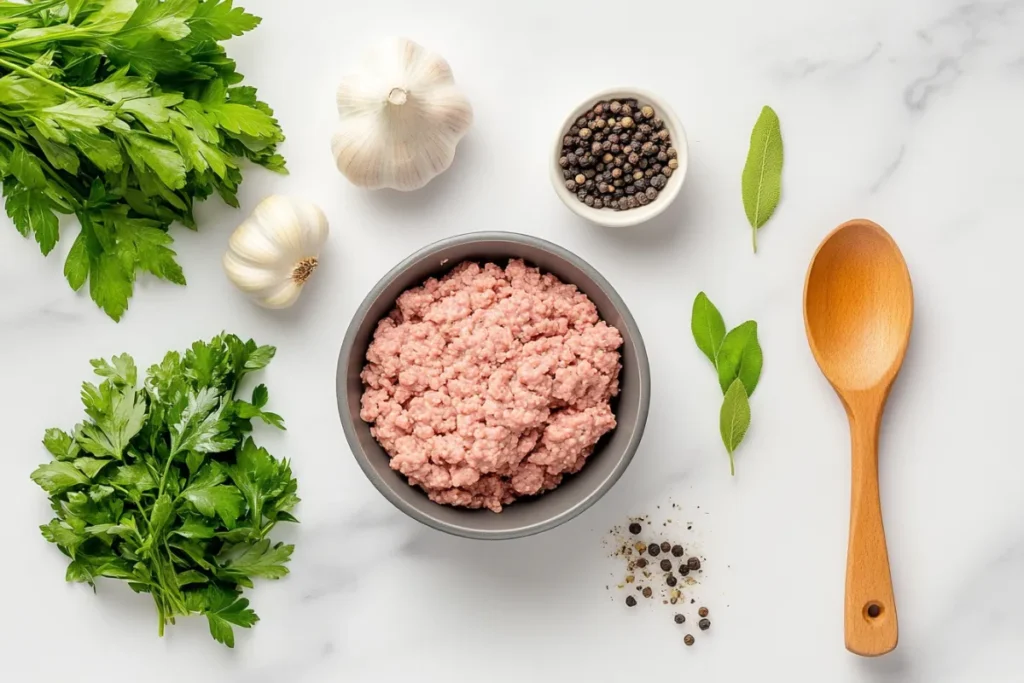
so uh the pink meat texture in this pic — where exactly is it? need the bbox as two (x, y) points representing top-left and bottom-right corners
(360, 260), (623, 512)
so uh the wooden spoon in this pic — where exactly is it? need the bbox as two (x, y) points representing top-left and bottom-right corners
(803, 218), (913, 657)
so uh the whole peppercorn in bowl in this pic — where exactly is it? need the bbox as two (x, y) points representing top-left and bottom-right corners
(551, 88), (688, 228)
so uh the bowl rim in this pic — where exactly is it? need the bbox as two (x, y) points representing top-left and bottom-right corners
(551, 87), (689, 228)
(337, 231), (651, 539)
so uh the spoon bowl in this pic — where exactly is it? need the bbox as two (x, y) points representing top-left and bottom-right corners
(804, 219), (913, 657)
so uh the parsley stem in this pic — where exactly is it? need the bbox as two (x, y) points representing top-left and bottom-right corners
(0, 56), (80, 100)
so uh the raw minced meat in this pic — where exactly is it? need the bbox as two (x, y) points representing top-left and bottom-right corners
(359, 259), (623, 512)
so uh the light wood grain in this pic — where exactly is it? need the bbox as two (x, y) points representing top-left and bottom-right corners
(803, 218), (913, 657)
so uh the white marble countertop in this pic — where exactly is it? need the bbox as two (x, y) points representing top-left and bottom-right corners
(3, 0), (1023, 680)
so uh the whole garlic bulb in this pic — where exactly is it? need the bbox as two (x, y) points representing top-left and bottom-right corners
(332, 37), (473, 191)
(222, 196), (329, 309)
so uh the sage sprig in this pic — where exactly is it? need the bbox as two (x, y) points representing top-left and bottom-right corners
(691, 292), (763, 474)
(741, 105), (784, 253)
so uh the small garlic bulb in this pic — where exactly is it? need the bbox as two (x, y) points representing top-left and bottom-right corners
(222, 196), (329, 309)
(332, 37), (473, 191)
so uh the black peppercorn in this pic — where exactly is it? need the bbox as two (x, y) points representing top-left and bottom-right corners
(638, 158), (648, 169)
(674, 613), (686, 624)
(565, 180), (577, 191)
(574, 146), (584, 156)
(660, 542), (671, 553)
(645, 168), (655, 178)
(576, 189), (587, 201)
(609, 100), (622, 114)
(584, 169), (596, 179)
(590, 141), (601, 154)
(561, 170), (571, 180)
(566, 153), (577, 166)
(625, 595), (637, 607)
(584, 180), (594, 191)
(635, 557), (648, 568)
(628, 522), (642, 535)
(671, 545), (684, 557)
(642, 587), (653, 598)
(653, 163), (663, 173)
(678, 565), (689, 577)
(626, 197), (638, 209)
(687, 557), (701, 571)
(579, 128), (592, 139)
(698, 607), (709, 618)
(636, 191), (649, 205)
(662, 166), (673, 178)
(651, 174), (667, 189)
(666, 575), (677, 587)
(667, 146), (677, 158)
(628, 152), (640, 165)
(562, 135), (573, 146)
(634, 178), (646, 190)
(699, 618), (711, 631)
(602, 197), (613, 207)
(625, 186), (636, 195)
(584, 196), (595, 207)
(647, 543), (660, 557)
(617, 197), (629, 209)
(611, 168), (622, 179)
(684, 635), (695, 646)
(575, 116), (587, 127)
(613, 179), (623, 188)
(622, 163), (633, 173)
(658, 128), (670, 141)
(558, 156), (569, 168)
(657, 151), (668, 163)
(660, 559), (672, 572)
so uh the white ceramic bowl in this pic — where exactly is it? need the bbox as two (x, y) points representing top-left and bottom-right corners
(551, 88), (688, 228)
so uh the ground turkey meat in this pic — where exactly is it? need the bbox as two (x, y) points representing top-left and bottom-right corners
(360, 259), (623, 512)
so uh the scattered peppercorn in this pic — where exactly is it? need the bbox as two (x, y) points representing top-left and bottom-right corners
(679, 566), (690, 577)
(629, 522), (642, 535)
(698, 607), (709, 618)
(699, 618), (711, 631)
(647, 543), (661, 557)
(666, 575), (678, 587)
(660, 559), (672, 572)
(626, 596), (637, 607)
(636, 558), (648, 568)
(684, 635), (695, 646)
(660, 541), (671, 553)
(674, 613), (685, 624)
(559, 99), (676, 211)
(671, 545), (684, 557)
(643, 587), (653, 599)
(687, 557), (701, 571)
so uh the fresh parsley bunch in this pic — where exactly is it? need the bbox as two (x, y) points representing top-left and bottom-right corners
(0, 1), (286, 320)
(31, 333), (299, 648)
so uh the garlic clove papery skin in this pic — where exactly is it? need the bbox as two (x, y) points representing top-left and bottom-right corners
(222, 196), (329, 309)
(332, 37), (473, 191)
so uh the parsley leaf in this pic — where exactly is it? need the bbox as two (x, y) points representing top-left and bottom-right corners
(32, 335), (297, 647)
(1, 0), (286, 320)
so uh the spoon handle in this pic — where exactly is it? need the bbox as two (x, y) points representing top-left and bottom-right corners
(846, 409), (898, 656)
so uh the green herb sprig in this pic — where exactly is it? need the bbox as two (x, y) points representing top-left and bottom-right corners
(691, 292), (763, 474)
(31, 333), (299, 648)
(0, 1), (286, 320)
(741, 105), (783, 252)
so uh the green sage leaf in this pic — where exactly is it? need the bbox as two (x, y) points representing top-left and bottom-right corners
(716, 321), (763, 396)
(720, 379), (751, 476)
(741, 105), (783, 252)
(691, 292), (726, 368)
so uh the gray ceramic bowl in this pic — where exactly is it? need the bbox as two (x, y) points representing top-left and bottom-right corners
(337, 232), (650, 540)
